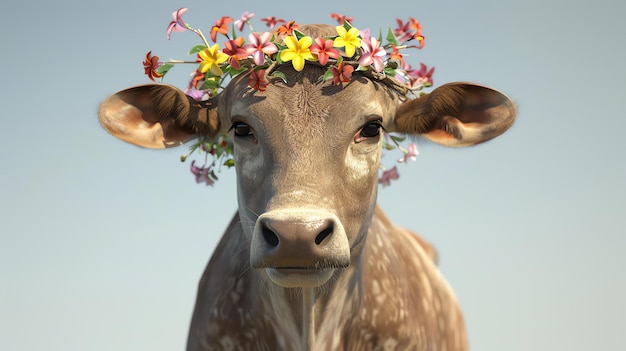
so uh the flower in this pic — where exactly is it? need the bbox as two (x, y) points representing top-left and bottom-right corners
(261, 16), (286, 28)
(198, 44), (228, 76)
(379, 166), (399, 187)
(310, 37), (340, 66)
(409, 18), (425, 48)
(235, 11), (255, 32)
(276, 21), (299, 36)
(279, 35), (315, 72)
(334, 25), (361, 58)
(210, 16), (233, 42)
(249, 69), (269, 91)
(245, 32), (278, 66)
(143, 51), (163, 81)
(222, 37), (248, 70)
(358, 37), (387, 73)
(190, 160), (214, 186)
(389, 44), (404, 66)
(408, 63), (435, 85)
(398, 143), (418, 163)
(331, 60), (354, 85)
(167, 8), (188, 40)
(394, 18), (413, 43)
(330, 13), (353, 25)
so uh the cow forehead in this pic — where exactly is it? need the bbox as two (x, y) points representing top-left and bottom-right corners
(228, 76), (399, 131)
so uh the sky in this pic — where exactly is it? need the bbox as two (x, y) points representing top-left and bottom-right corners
(1, 0), (625, 350)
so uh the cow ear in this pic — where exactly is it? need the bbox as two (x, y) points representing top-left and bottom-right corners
(393, 83), (516, 147)
(98, 84), (221, 149)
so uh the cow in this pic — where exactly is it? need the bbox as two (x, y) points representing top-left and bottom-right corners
(99, 24), (515, 350)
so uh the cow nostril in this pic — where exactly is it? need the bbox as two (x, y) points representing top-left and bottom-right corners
(262, 226), (279, 247)
(315, 227), (333, 246)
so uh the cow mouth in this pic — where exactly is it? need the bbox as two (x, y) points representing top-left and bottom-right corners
(265, 267), (338, 288)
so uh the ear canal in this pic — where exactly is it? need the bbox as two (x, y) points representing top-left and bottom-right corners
(394, 83), (516, 147)
(98, 84), (221, 149)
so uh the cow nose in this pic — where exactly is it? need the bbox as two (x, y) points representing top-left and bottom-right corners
(250, 210), (350, 270)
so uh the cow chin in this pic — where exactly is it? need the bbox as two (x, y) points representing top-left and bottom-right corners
(264, 268), (336, 288)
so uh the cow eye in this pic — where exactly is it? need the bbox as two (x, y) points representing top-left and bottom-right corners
(355, 121), (383, 142)
(231, 122), (253, 138)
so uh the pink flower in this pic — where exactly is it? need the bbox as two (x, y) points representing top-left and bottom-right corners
(407, 63), (435, 85)
(398, 143), (418, 163)
(261, 16), (286, 28)
(249, 69), (269, 91)
(234, 11), (255, 32)
(222, 37), (248, 70)
(379, 166), (399, 187)
(359, 28), (371, 42)
(358, 37), (387, 72)
(309, 37), (340, 66)
(166, 8), (187, 40)
(190, 161), (214, 186)
(394, 18), (413, 43)
(244, 32), (278, 66)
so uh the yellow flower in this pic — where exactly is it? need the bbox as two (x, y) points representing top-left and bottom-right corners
(333, 26), (361, 58)
(279, 35), (315, 72)
(198, 44), (228, 76)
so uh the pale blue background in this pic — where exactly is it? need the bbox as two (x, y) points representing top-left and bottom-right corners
(2, 0), (624, 350)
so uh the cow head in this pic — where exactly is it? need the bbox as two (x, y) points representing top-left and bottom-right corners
(99, 25), (515, 289)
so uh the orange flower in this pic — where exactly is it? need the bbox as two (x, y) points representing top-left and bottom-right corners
(276, 21), (299, 36)
(330, 13), (353, 25)
(210, 16), (233, 42)
(389, 44), (404, 66)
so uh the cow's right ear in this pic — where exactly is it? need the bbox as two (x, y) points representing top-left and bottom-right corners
(98, 84), (221, 149)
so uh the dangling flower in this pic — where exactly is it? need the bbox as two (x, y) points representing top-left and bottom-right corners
(358, 37), (387, 73)
(310, 37), (340, 66)
(398, 143), (418, 163)
(210, 16), (233, 42)
(198, 44), (228, 76)
(409, 17), (425, 48)
(245, 32), (278, 66)
(190, 161), (214, 186)
(261, 16), (286, 28)
(222, 37), (248, 70)
(279, 35), (315, 72)
(167, 8), (188, 40)
(234, 11), (255, 32)
(249, 69), (269, 91)
(379, 166), (399, 187)
(331, 60), (354, 85)
(143, 51), (163, 81)
(394, 18), (413, 43)
(334, 25), (361, 58)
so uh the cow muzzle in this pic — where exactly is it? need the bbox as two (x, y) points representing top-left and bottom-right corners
(250, 209), (350, 288)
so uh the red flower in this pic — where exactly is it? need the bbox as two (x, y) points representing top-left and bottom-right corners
(143, 51), (162, 81)
(394, 18), (413, 43)
(379, 166), (399, 187)
(310, 37), (340, 66)
(330, 13), (353, 25)
(261, 16), (286, 28)
(249, 69), (269, 91)
(331, 61), (354, 85)
(276, 21), (299, 35)
(222, 37), (248, 70)
(210, 16), (233, 42)
(407, 63), (435, 86)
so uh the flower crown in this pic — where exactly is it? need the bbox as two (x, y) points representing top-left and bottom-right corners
(143, 8), (435, 187)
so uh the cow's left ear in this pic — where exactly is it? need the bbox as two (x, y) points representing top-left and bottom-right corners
(99, 84), (221, 149)
(393, 83), (516, 147)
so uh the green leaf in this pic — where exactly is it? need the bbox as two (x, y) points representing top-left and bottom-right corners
(383, 66), (397, 77)
(200, 79), (219, 90)
(231, 23), (237, 39)
(188, 45), (207, 55)
(386, 27), (398, 46)
(293, 29), (306, 41)
(270, 70), (288, 83)
(390, 134), (406, 143)
(322, 67), (335, 81)
(228, 66), (247, 77)
(274, 42), (288, 51)
(223, 159), (235, 168)
(343, 20), (355, 32)
(156, 63), (174, 75)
